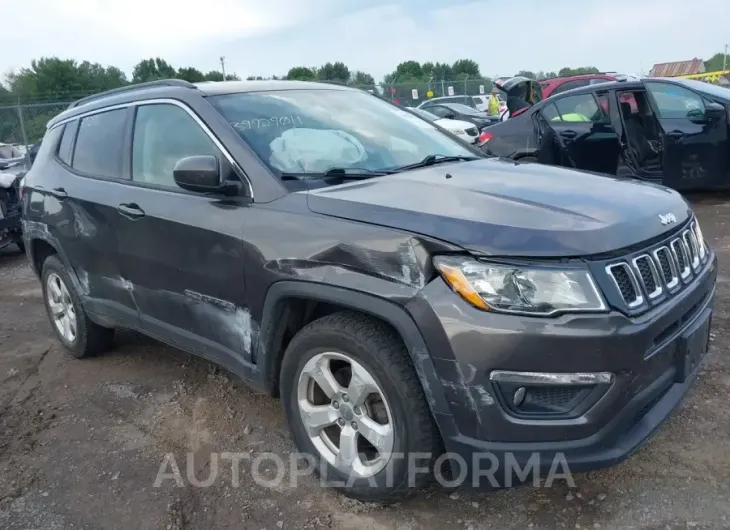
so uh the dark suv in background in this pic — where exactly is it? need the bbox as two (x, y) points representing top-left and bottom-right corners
(22, 79), (716, 501)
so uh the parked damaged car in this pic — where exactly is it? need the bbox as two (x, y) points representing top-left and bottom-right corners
(482, 77), (730, 190)
(22, 79), (716, 501)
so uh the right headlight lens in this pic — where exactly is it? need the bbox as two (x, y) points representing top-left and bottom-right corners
(434, 256), (607, 316)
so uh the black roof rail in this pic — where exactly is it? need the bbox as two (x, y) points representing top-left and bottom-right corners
(68, 79), (197, 109)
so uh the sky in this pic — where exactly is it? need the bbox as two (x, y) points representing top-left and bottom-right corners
(1, 0), (727, 83)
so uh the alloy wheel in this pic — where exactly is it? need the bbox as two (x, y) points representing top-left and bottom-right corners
(297, 351), (395, 478)
(46, 272), (77, 343)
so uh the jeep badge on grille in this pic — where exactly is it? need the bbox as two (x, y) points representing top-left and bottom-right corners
(659, 213), (677, 225)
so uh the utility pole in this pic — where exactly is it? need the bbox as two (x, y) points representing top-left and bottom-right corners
(724, 44), (728, 71)
(220, 56), (227, 80)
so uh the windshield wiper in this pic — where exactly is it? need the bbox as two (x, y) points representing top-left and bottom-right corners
(391, 154), (481, 173)
(280, 167), (394, 181)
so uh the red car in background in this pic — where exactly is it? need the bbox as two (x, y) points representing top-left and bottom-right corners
(539, 73), (618, 98)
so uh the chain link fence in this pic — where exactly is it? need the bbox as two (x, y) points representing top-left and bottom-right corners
(356, 78), (496, 106)
(0, 100), (71, 153)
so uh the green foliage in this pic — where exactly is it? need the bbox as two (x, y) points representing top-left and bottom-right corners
(132, 58), (177, 83)
(286, 66), (318, 81)
(176, 67), (206, 83)
(704, 52), (728, 72)
(350, 71), (375, 86)
(6, 57), (128, 101)
(557, 66), (600, 77)
(317, 62), (350, 83)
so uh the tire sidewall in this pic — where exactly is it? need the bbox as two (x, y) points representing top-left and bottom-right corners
(41, 256), (87, 356)
(281, 328), (426, 497)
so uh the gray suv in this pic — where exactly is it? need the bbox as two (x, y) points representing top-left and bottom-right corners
(21, 79), (716, 501)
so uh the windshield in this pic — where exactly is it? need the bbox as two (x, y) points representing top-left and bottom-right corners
(677, 79), (730, 100)
(208, 89), (474, 177)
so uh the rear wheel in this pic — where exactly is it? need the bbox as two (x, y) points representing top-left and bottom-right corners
(280, 311), (441, 502)
(41, 255), (114, 358)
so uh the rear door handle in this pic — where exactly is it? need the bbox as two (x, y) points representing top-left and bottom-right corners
(51, 187), (68, 199)
(117, 203), (145, 219)
(667, 131), (685, 139)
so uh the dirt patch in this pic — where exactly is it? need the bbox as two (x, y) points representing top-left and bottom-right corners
(1, 196), (730, 529)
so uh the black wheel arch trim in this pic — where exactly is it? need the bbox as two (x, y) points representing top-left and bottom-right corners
(257, 281), (453, 420)
(24, 231), (84, 291)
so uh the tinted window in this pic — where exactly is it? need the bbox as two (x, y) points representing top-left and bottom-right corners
(552, 79), (591, 95)
(209, 89), (474, 177)
(72, 109), (127, 178)
(541, 103), (560, 121)
(57, 121), (77, 165)
(553, 94), (605, 122)
(646, 83), (705, 119)
(410, 108), (438, 122)
(429, 106), (452, 118)
(132, 104), (221, 188)
(445, 103), (481, 115)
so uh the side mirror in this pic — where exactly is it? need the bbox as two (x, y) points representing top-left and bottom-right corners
(704, 101), (725, 120)
(173, 155), (222, 193)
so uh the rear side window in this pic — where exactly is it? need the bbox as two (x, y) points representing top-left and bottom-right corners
(646, 83), (706, 119)
(57, 121), (78, 165)
(72, 109), (128, 179)
(552, 94), (605, 122)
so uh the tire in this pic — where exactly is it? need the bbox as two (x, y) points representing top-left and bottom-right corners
(280, 311), (442, 502)
(41, 255), (114, 358)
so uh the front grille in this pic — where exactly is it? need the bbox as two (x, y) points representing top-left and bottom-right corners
(605, 220), (709, 311)
(465, 127), (478, 137)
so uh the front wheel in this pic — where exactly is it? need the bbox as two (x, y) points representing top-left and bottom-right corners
(280, 311), (442, 502)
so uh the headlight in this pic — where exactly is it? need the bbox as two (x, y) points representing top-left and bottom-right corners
(434, 256), (607, 316)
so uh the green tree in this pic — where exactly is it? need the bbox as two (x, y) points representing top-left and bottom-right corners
(177, 67), (205, 83)
(422, 62), (452, 81)
(452, 59), (480, 78)
(6, 57), (128, 101)
(286, 66), (317, 81)
(557, 66), (600, 77)
(132, 58), (177, 83)
(393, 60), (424, 79)
(704, 52), (728, 72)
(202, 71), (240, 81)
(350, 71), (375, 87)
(317, 62), (350, 83)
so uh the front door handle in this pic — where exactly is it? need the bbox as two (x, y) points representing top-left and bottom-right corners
(117, 203), (145, 219)
(51, 187), (68, 199)
(560, 130), (577, 139)
(667, 130), (684, 139)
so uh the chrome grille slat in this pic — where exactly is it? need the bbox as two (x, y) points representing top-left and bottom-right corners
(632, 254), (662, 299)
(606, 263), (643, 308)
(605, 219), (709, 311)
(653, 246), (679, 290)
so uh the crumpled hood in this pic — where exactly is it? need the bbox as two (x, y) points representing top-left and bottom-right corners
(306, 158), (692, 257)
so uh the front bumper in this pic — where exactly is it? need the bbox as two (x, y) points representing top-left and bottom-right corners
(405, 252), (717, 486)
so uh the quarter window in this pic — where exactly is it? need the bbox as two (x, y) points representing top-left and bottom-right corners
(72, 109), (127, 178)
(132, 104), (221, 189)
(57, 121), (78, 165)
(646, 83), (705, 119)
(552, 94), (605, 123)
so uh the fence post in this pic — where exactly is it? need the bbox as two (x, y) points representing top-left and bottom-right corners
(16, 96), (31, 166)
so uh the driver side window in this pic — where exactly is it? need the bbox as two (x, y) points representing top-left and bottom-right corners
(132, 103), (221, 189)
(646, 83), (705, 119)
(429, 106), (451, 118)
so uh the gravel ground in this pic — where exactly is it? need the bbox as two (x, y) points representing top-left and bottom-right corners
(1, 194), (729, 529)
